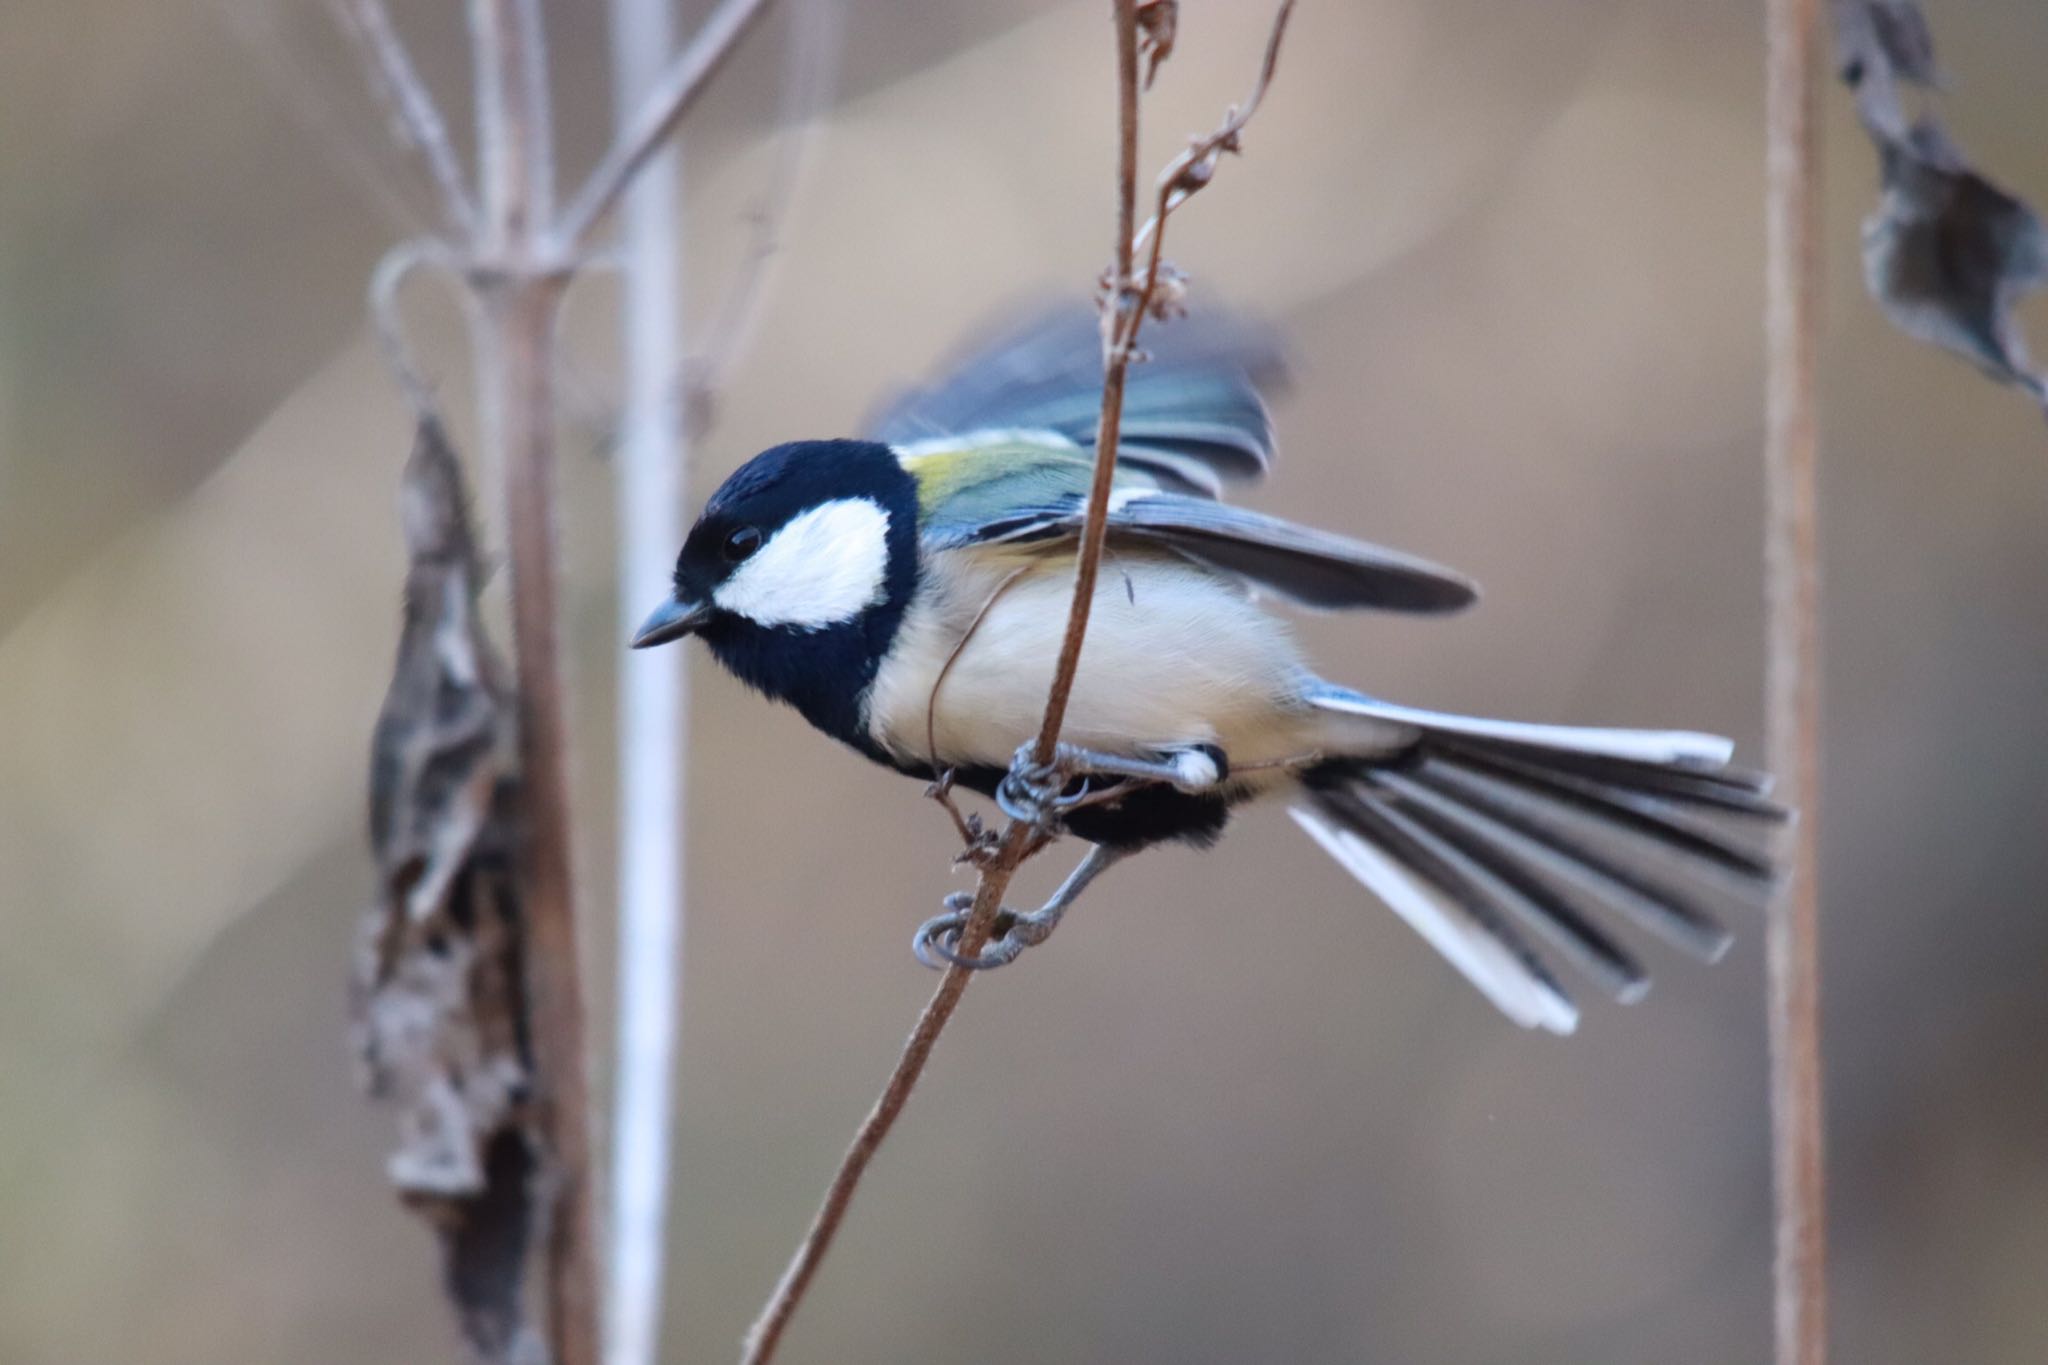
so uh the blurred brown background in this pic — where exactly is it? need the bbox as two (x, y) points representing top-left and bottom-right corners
(5, 1), (2048, 1361)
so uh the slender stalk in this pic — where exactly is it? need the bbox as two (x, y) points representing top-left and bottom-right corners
(329, 0), (479, 234)
(738, 12), (1145, 1361)
(742, 5), (1294, 1359)
(468, 5), (599, 1364)
(1028, 0), (1144, 770)
(1763, 0), (1828, 1360)
(558, 0), (780, 248)
(686, 0), (842, 435)
(735, 837), (1019, 1365)
(604, 0), (690, 1362)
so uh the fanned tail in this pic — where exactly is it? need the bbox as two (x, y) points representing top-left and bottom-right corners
(1293, 689), (1786, 1035)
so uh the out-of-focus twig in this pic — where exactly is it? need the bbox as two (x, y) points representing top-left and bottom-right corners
(684, 0), (843, 439)
(465, 4), (599, 1365)
(369, 238), (460, 420)
(340, 0), (773, 1359)
(1764, 0), (1829, 1362)
(738, 5), (1295, 1361)
(328, 0), (479, 235)
(602, 1), (690, 1364)
(558, 0), (780, 248)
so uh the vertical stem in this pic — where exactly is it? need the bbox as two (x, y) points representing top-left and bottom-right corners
(605, 0), (690, 1361)
(1028, 0), (1141, 767)
(1764, 0), (1828, 1361)
(469, 4), (600, 1364)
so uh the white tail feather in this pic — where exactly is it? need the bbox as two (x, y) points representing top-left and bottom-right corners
(1288, 805), (1580, 1035)
(1306, 687), (1735, 768)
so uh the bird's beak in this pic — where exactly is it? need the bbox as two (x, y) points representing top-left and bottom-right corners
(630, 595), (712, 649)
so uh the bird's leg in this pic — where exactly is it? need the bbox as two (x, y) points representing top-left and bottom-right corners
(996, 740), (1224, 827)
(913, 843), (1129, 971)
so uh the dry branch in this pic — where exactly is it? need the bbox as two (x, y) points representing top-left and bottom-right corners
(558, 0), (781, 248)
(1765, 0), (1829, 1361)
(344, 1), (784, 1361)
(739, 4), (1296, 1360)
(684, 0), (842, 439)
(328, 0), (479, 235)
(602, 2), (692, 1364)
(463, 10), (602, 1365)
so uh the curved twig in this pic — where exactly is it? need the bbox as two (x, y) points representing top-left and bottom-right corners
(1129, 2), (1295, 264)
(924, 565), (1033, 783)
(370, 238), (463, 421)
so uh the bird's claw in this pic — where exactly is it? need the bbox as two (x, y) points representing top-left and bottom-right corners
(994, 742), (1093, 828)
(913, 891), (1053, 971)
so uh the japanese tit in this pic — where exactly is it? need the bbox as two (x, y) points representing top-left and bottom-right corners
(633, 309), (1782, 1034)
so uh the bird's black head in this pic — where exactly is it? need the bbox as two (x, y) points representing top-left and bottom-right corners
(631, 439), (921, 748)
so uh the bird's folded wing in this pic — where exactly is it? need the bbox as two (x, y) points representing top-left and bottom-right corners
(952, 486), (1479, 615)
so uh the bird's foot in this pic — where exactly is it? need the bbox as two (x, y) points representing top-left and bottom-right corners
(912, 892), (1060, 971)
(994, 741), (1224, 829)
(995, 743), (1090, 830)
(910, 844), (1125, 972)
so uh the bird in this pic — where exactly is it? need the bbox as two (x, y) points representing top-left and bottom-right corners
(631, 308), (1783, 1035)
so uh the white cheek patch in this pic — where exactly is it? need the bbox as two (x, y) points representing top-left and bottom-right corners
(713, 496), (892, 630)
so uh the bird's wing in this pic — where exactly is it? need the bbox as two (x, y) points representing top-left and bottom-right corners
(867, 305), (1281, 497)
(900, 436), (1476, 615)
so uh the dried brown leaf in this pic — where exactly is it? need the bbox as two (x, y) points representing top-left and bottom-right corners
(357, 418), (541, 1365)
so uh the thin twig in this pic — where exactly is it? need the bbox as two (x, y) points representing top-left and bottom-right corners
(328, 0), (480, 235)
(467, 5), (600, 1365)
(557, 0), (780, 248)
(740, 4), (1296, 1360)
(1041, 0), (1296, 769)
(1130, 0), (1296, 263)
(925, 565), (1033, 779)
(683, 0), (843, 439)
(513, 0), (556, 220)
(1764, 0), (1829, 1361)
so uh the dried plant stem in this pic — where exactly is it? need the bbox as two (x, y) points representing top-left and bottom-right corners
(604, 2), (690, 1364)
(344, 0), (783, 1358)
(468, 3), (599, 1364)
(329, 0), (479, 234)
(471, 275), (596, 1365)
(741, 4), (1294, 1360)
(1764, 0), (1828, 1360)
(686, 0), (842, 437)
(559, 0), (780, 247)
(736, 828), (1028, 1365)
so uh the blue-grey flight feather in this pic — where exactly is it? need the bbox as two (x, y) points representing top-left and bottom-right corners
(868, 305), (1283, 496)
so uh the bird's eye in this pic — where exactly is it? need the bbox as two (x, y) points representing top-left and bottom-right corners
(722, 525), (763, 563)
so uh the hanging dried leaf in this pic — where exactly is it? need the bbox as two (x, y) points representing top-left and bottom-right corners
(356, 418), (541, 1365)
(1863, 121), (2048, 402)
(1835, 0), (2048, 407)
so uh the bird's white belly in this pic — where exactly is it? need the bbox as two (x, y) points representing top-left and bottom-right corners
(864, 554), (1322, 775)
